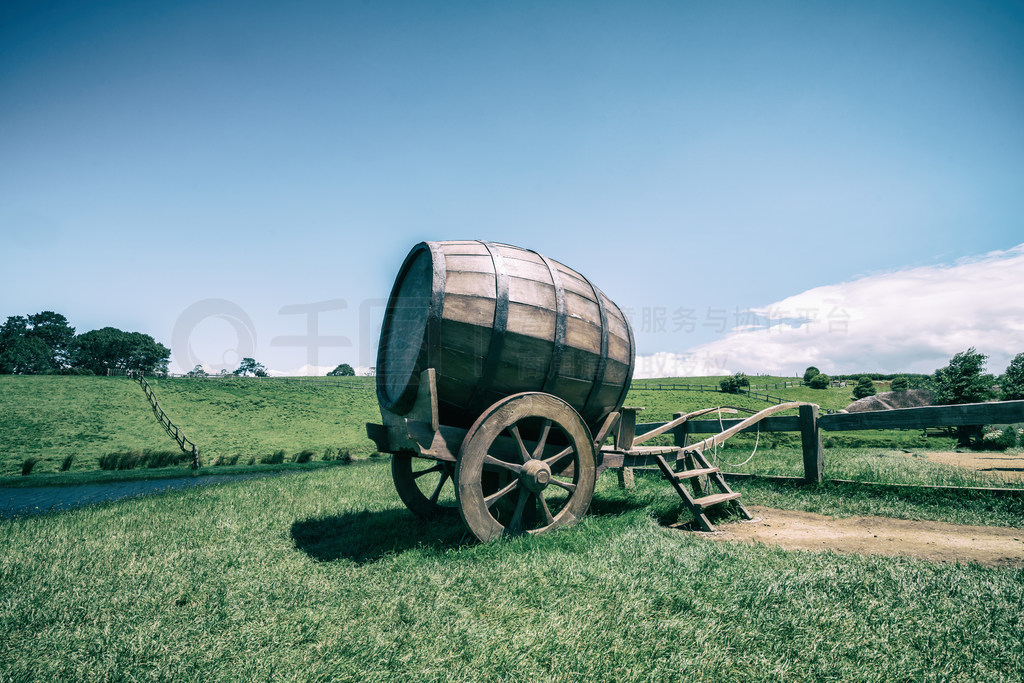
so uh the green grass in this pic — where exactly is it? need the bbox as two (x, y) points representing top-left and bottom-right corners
(0, 374), (990, 483)
(0, 375), (380, 476)
(631, 374), (856, 413)
(0, 376), (185, 476)
(2, 460), (1022, 681)
(692, 443), (1022, 488)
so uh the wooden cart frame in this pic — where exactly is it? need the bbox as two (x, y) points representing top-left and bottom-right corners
(367, 368), (813, 542)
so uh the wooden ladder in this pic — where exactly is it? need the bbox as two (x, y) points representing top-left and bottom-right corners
(654, 449), (753, 532)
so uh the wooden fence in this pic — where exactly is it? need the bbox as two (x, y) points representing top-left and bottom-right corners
(128, 370), (201, 468)
(630, 381), (801, 392)
(635, 400), (1024, 486)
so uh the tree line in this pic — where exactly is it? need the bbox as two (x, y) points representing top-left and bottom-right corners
(799, 348), (1024, 403)
(0, 311), (170, 376)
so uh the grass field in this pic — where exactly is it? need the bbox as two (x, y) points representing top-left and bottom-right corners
(0, 374), (1012, 485)
(2, 461), (1022, 681)
(0, 375), (380, 477)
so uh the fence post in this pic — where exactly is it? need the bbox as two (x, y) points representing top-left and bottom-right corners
(798, 404), (823, 483)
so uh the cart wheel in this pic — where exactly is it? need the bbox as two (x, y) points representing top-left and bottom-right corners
(392, 453), (457, 518)
(456, 392), (596, 542)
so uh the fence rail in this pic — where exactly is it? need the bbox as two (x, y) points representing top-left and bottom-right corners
(634, 399), (1024, 485)
(630, 381), (802, 392)
(128, 370), (201, 468)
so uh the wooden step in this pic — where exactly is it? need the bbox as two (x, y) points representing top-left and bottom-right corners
(671, 467), (719, 480)
(691, 492), (741, 508)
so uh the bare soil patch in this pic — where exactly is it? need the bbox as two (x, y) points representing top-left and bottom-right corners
(915, 450), (1024, 484)
(710, 506), (1024, 568)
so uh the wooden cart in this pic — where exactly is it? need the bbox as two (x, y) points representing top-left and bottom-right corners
(366, 241), (809, 542)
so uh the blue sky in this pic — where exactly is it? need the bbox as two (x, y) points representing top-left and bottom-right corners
(2, 1), (1022, 376)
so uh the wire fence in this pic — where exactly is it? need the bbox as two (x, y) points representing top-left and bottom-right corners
(128, 370), (201, 468)
(162, 373), (376, 391)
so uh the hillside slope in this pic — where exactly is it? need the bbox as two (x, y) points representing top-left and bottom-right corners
(0, 376), (179, 475)
(143, 377), (380, 464)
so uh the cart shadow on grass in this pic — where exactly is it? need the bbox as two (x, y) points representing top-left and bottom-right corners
(290, 492), (654, 565)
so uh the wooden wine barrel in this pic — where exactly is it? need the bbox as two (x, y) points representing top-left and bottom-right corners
(376, 241), (635, 431)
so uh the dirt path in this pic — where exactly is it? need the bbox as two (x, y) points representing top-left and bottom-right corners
(917, 450), (1024, 484)
(710, 506), (1024, 568)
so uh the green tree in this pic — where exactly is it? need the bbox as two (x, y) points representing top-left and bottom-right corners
(933, 348), (992, 405)
(890, 376), (909, 392)
(0, 316), (48, 374)
(26, 311), (76, 368)
(328, 363), (355, 377)
(719, 377), (738, 394)
(234, 357), (267, 377)
(0, 312), (76, 373)
(803, 366), (820, 384)
(852, 376), (876, 399)
(1000, 353), (1024, 401)
(72, 327), (170, 375)
(808, 373), (830, 389)
(187, 364), (208, 378)
(933, 347), (993, 446)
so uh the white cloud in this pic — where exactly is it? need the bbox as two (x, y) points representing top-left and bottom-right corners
(635, 244), (1024, 378)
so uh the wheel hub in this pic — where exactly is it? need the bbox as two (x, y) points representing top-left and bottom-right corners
(519, 459), (552, 493)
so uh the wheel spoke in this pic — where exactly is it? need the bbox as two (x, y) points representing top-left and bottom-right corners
(428, 471), (450, 504)
(411, 463), (444, 480)
(508, 423), (532, 463)
(508, 490), (530, 533)
(484, 478), (520, 508)
(532, 419), (553, 459)
(543, 446), (574, 469)
(537, 492), (555, 526)
(484, 454), (522, 474)
(549, 477), (577, 494)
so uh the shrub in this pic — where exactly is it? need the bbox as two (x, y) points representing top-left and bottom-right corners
(60, 454), (75, 472)
(852, 376), (877, 399)
(98, 449), (187, 470)
(261, 449), (286, 464)
(22, 457), (40, 476)
(890, 376), (909, 392)
(294, 449), (315, 463)
(803, 366), (820, 384)
(719, 372), (749, 394)
(247, 456), (256, 466)
(145, 450), (187, 468)
(808, 373), (830, 389)
(971, 427), (1017, 451)
(322, 447), (352, 463)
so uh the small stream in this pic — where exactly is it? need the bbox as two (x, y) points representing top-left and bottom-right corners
(1, 472), (282, 518)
